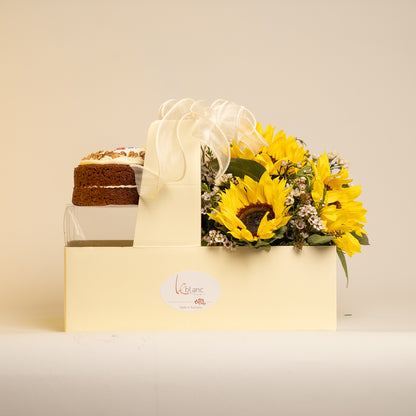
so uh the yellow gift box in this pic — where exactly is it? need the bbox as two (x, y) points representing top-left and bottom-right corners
(64, 118), (337, 331)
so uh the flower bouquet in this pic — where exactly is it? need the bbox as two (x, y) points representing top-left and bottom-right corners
(197, 105), (368, 283)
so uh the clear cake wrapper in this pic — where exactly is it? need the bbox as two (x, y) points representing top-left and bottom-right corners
(64, 205), (138, 246)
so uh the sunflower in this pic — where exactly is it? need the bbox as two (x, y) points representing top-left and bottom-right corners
(256, 123), (276, 145)
(230, 123), (309, 178)
(209, 172), (291, 242)
(254, 126), (308, 177)
(311, 153), (367, 256)
(311, 152), (353, 203)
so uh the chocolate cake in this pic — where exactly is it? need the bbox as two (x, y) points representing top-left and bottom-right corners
(72, 148), (145, 206)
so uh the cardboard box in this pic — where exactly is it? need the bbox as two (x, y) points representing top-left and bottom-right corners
(64, 120), (337, 331)
(65, 245), (336, 331)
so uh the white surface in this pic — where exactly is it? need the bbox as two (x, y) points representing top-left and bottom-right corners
(1, 329), (416, 416)
(1, 284), (415, 416)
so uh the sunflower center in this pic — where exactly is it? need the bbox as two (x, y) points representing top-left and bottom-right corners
(237, 204), (275, 236)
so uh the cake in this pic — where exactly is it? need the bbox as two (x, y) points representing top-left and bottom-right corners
(72, 147), (145, 206)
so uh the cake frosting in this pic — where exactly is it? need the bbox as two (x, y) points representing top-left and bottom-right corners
(79, 147), (146, 166)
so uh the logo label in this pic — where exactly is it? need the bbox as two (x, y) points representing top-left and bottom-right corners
(160, 271), (221, 311)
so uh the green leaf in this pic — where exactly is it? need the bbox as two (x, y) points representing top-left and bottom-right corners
(273, 226), (287, 240)
(296, 165), (312, 176)
(244, 226), (288, 250)
(307, 234), (335, 245)
(235, 238), (252, 246)
(336, 247), (349, 287)
(351, 231), (370, 245)
(253, 240), (271, 250)
(226, 158), (266, 181)
(201, 182), (211, 192)
(257, 226), (288, 247)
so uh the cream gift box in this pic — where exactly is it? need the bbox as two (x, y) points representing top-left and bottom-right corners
(64, 119), (337, 331)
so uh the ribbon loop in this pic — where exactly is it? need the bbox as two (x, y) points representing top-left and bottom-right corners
(140, 98), (267, 199)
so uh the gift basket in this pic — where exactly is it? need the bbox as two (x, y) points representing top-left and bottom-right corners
(64, 99), (367, 331)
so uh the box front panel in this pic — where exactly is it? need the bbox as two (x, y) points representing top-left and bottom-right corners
(65, 246), (336, 331)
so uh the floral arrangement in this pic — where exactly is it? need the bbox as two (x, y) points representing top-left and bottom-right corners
(201, 123), (368, 282)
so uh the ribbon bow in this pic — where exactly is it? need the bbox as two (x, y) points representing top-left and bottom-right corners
(139, 98), (267, 199)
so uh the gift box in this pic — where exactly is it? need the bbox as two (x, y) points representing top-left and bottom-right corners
(64, 111), (337, 331)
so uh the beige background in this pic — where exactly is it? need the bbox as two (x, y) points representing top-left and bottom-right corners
(1, 0), (414, 332)
(1, 0), (416, 415)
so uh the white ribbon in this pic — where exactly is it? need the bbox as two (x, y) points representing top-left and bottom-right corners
(139, 98), (267, 199)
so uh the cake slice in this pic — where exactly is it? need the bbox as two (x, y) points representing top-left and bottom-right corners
(72, 147), (145, 206)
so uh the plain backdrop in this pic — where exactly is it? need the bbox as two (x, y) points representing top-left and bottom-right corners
(1, 0), (416, 415)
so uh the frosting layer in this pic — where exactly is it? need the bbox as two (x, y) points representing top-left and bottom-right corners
(79, 147), (145, 166)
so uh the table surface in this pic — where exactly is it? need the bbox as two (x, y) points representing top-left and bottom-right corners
(1, 308), (416, 416)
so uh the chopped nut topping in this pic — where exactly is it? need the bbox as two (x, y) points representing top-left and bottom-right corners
(81, 148), (145, 164)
